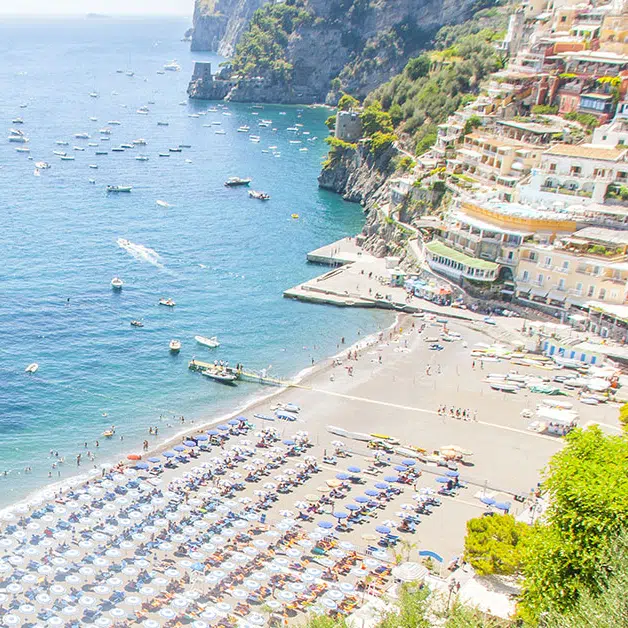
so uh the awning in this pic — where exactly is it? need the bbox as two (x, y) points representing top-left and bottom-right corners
(548, 290), (567, 302)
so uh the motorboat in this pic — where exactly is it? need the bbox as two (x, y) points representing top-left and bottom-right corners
(169, 147), (182, 152)
(53, 150), (66, 157)
(133, 138), (147, 145)
(136, 106), (150, 115)
(179, 144), (191, 149)
(249, 190), (270, 200)
(157, 121), (169, 126)
(202, 370), (237, 385)
(74, 132), (90, 139)
(159, 298), (176, 307)
(12, 118), (24, 124)
(95, 151), (108, 155)
(111, 277), (124, 289)
(25, 363), (39, 374)
(215, 130), (226, 135)
(88, 142), (98, 147)
(195, 335), (220, 348)
(107, 120), (121, 126)
(55, 140), (69, 145)
(99, 128), (112, 135)
(237, 126), (250, 133)
(224, 177), (251, 187)
(8, 133), (28, 143)
(130, 320), (144, 327)
(120, 143), (134, 149)
(135, 155), (149, 161)
(156, 200), (170, 207)
(490, 382), (518, 393)
(158, 152), (170, 157)
(89, 92), (99, 98)
(169, 340), (181, 352)
(73, 146), (85, 151)
(111, 147), (125, 152)
(35, 161), (50, 169)
(107, 185), (132, 193)
(163, 61), (181, 72)
(89, 117), (98, 121)
(16, 147), (30, 153)
(60, 156), (75, 161)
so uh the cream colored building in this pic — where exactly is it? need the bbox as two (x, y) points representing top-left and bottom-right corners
(515, 227), (628, 307)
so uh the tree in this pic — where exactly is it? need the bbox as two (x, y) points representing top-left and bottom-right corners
(405, 54), (430, 80)
(519, 427), (628, 623)
(463, 114), (482, 135)
(325, 114), (337, 130)
(376, 583), (431, 628)
(464, 514), (528, 576)
(619, 403), (628, 432)
(338, 93), (360, 111)
(361, 101), (394, 136)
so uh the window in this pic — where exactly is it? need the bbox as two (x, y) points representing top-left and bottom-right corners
(558, 278), (566, 290)
(522, 270), (529, 282)
(537, 273), (544, 286)
(529, 251), (538, 262)
(576, 282), (583, 294)
(570, 165), (582, 176)
(561, 15), (567, 21)
(562, 260), (569, 270)
(507, 250), (514, 261)
(588, 285), (595, 297)
(620, 139), (626, 146)
(611, 290), (618, 300)
(593, 266), (601, 276)
(544, 256), (552, 268)
(599, 288), (606, 300)
(549, 162), (557, 173)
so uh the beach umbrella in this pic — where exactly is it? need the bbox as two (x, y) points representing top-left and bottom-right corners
(207, 429), (220, 436)
(394, 465), (408, 472)
(354, 496), (370, 504)
(375, 525), (391, 535)
(163, 451), (175, 458)
(445, 470), (459, 478)
(173, 445), (186, 452)
(228, 418), (240, 426)
(318, 520), (333, 529)
(216, 602), (232, 613)
(200, 609), (218, 621)
(283, 439), (295, 446)
(135, 462), (149, 470)
(345, 503), (360, 512)
(333, 511), (348, 519)
(95, 618), (112, 627)
(248, 613), (266, 627)
(322, 598), (338, 610)
(277, 590), (295, 602)
(347, 466), (361, 474)
(436, 476), (450, 483)
(143, 621), (160, 628)
(196, 435), (208, 441)
(294, 500), (308, 509)
(326, 589), (345, 601)
(231, 588), (248, 599)
(217, 425), (230, 431)
(365, 489), (379, 497)
(480, 496), (496, 506)
(402, 459), (416, 466)
(183, 440), (197, 447)
(339, 581), (355, 593)
(192, 622), (209, 628)
(375, 482), (388, 490)
(495, 501), (511, 512)
(335, 472), (350, 481)
(384, 476), (399, 483)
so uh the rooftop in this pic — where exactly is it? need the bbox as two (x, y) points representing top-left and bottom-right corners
(425, 240), (499, 271)
(497, 119), (564, 135)
(572, 226), (628, 245)
(544, 143), (627, 160)
(466, 132), (539, 151)
(555, 50), (628, 65)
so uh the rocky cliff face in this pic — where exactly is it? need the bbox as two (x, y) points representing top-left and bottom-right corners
(189, 0), (486, 104)
(190, 0), (268, 56)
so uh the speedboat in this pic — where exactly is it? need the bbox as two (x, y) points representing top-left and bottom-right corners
(249, 190), (270, 200)
(107, 185), (132, 193)
(8, 133), (28, 143)
(107, 120), (121, 126)
(25, 363), (39, 374)
(179, 144), (191, 148)
(60, 156), (75, 160)
(133, 138), (147, 145)
(135, 155), (149, 161)
(159, 152), (170, 157)
(35, 161), (50, 169)
(95, 151), (108, 155)
(136, 106), (149, 115)
(12, 118), (24, 124)
(156, 200), (170, 207)
(15, 147), (30, 153)
(89, 92), (99, 98)
(130, 320), (144, 327)
(215, 130), (226, 135)
(169, 340), (181, 352)
(159, 298), (176, 307)
(195, 335), (220, 348)
(237, 126), (250, 133)
(74, 132), (90, 139)
(163, 61), (181, 72)
(73, 146), (85, 151)
(224, 177), (251, 187)
(157, 121), (169, 126)
(111, 277), (123, 289)
(99, 128), (112, 135)
(120, 144), (134, 149)
(169, 147), (182, 152)
(202, 370), (237, 385)
(53, 150), (66, 156)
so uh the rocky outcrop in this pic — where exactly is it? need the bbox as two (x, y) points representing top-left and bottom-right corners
(190, 0), (268, 56)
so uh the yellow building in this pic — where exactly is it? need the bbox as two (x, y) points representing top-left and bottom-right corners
(599, 13), (628, 56)
(516, 227), (628, 307)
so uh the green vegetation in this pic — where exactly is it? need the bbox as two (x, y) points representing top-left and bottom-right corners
(464, 514), (529, 575)
(531, 104), (558, 115)
(368, 29), (501, 153)
(322, 135), (357, 168)
(325, 114), (336, 130)
(394, 155), (416, 172)
(606, 184), (628, 202)
(338, 93), (360, 111)
(620, 403), (628, 432)
(518, 427), (628, 623)
(230, 0), (312, 82)
(360, 101), (394, 136)
(564, 111), (600, 130)
(463, 114), (483, 135)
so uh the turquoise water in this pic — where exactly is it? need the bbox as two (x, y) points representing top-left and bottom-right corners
(0, 17), (391, 507)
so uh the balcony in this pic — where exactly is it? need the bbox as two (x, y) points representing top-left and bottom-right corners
(540, 185), (593, 198)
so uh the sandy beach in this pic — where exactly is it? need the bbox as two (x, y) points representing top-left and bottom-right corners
(0, 308), (621, 626)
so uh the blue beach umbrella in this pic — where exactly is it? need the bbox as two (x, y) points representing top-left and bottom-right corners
(375, 526), (390, 535)
(237, 416), (247, 422)
(374, 482), (388, 490)
(364, 490), (379, 497)
(318, 521), (333, 530)
(207, 429), (220, 436)
(183, 440), (197, 447)
(332, 512), (348, 520)
(335, 473), (350, 481)
(196, 435), (208, 442)
(402, 459), (416, 466)
(495, 502), (511, 512)
(384, 476), (399, 483)
(147, 457), (160, 464)
(436, 476), (450, 483)
(354, 496), (369, 504)
(217, 425), (229, 431)
(173, 445), (186, 452)
(394, 465), (407, 473)
(163, 451), (175, 458)
(480, 496), (496, 506)
(228, 419), (240, 426)
(345, 504), (360, 512)
(135, 462), (149, 470)
(445, 470), (459, 478)
(283, 439), (295, 446)
(347, 466), (361, 474)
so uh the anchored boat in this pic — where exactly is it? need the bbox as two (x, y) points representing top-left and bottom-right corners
(195, 335), (220, 348)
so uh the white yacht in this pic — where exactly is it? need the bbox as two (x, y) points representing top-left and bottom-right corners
(169, 340), (181, 352)
(195, 335), (220, 348)
(25, 363), (39, 374)
(163, 61), (181, 72)
(74, 132), (90, 139)
(135, 155), (149, 161)
(111, 277), (124, 289)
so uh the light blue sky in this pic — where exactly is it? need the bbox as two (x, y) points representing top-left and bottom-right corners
(0, 0), (191, 15)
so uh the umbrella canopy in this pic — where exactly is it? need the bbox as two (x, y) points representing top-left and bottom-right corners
(391, 562), (428, 583)
(347, 466), (361, 474)
(384, 476), (399, 483)
(173, 445), (186, 452)
(345, 504), (360, 511)
(436, 476), (450, 483)
(147, 457), (161, 464)
(375, 482), (388, 489)
(495, 501), (511, 511)
(335, 473), (350, 481)
(401, 459), (416, 466)
(354, 496), (369, 504)
(217, 425), (230, 431)
(228, 419), (240, 426)
(162, 451), (175, 458)
(183, 440), (197, 447)
(318, 521), (333, 529)
(445, 470), (459, 478)
(283, 439), (295, 446)
(375, 525), (391, 535)
(207, 429), (220, 436)
(480, 496), (496, 506)
(332, 511), (348, 519)
(135, 462), (149, 470)
(394, 465), (408, 472)
(365, 489), (379, 497)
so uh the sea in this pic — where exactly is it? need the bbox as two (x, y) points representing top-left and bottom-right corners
(0, 16), (392, 508)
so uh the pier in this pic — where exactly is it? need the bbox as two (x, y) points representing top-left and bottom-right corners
(188, 360), (297, 387)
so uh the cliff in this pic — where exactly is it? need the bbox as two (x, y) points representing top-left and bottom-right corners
(190, 0), (268, 56)
(189, 0), (491, 104)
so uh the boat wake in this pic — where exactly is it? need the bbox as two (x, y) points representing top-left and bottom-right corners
(117, 238), (167, 271)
